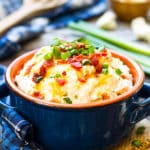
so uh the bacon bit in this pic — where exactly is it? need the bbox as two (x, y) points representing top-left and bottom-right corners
(121, 74), (129, 79)
(62, 71), (67, 76)
(68, 55), (87, 63)
(33, 92), (44, 99)
(39, 66), (46, 76)
(25, 64), (34, 75)
(78, 77), (86, 83)
(43, 60), (54, 68)
(76, 42), (85, 49)
(57, 59), (66, 64)
(70, 62), (82, 70)
(101, 49), (108, 57)
(90, 55), (99, 66)
(56, 78), (66, 86)
(102, 93), (110, 100)
(32, 73), (44, 83)
(38, 60), (54, 77)
(95, 64), (102, 74)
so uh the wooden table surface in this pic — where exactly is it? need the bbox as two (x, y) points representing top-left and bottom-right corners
(0, 27), (150, 150)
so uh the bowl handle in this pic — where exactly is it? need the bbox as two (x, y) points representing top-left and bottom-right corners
(124, 82), (150, 124)
(0, 65), (15, 110)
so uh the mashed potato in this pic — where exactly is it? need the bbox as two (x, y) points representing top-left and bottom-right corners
(15, 38), (133, 104)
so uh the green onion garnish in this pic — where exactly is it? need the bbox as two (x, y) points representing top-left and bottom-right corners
(71, 42), (77, 48)
(61, 52), (71, 60)
(77, 37), (91, 45)
(51, 38), (62, 46)
(102, 68), (109, 74)
(81, 49), (89, 55)
(63, 97), (72, 104)
(115, 68), (122, 75)
(53, 46), (61, 59)
(87, 45), (95, 54)
(132, 140), (142, 148)
(44, 52), (53, 60)
(70, 49), (78, 56)
(102, 63), (109, 69)
(136, 126), (145, 135)
(50, 73), (61, 78)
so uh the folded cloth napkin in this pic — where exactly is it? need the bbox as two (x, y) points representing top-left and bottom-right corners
(1, 109), (42, 150)
(0, 65), (42, 149)
(0, 0), (106, 60)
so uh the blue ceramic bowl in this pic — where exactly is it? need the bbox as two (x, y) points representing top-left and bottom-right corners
(0, 50), (150, 150)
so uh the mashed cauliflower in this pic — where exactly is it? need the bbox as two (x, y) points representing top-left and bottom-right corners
(15, 38), (133, 104)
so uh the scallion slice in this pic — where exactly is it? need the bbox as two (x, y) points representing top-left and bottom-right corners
(61, 52), (71, 60)
(115, 68), (122, 75)
(63, 97), (72, 104)
(44, 52), (53, 60)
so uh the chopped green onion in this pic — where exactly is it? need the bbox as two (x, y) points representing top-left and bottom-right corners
(82, 59), (91, 65)
(136, 126), (145, 135)
(63, 97), (72, 104)
(102, 68), (109, 74)
(54, 73), (61, 78)
(61, 52), (71, 60)
(132, 140), (142, 148)
(71, 42), (76, 47)
(51, 38), (62, 46)
(115, 68), (122, 75)
(36, 53), (42, 57)
(69, 21), (150, 56)
(87, 45), (95, 54)
(43, 52), (53, 60)
(76, 37), (91, 45)
(102, 63), (109, 68)
(53, 46), (61, 59)
(81, 49), (89, 55)
(50, 73), (61, 78)
(70, 49), (78, 56)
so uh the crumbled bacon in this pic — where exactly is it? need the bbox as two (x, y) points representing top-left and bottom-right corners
(39, 66), (46, 76)
(56, 78), (66, 86)
(70, 62), (82, 70)
(33, 92), (44, 99)
(43, 60), (54, 68)
(90, 55), (99, 66)
(100, 49), (108, 57)
(25, 64), (34, 75)
(95, 64), (102, 74)
(78, 77), (86, 83)
(102, 93), (110, 100)
(62, 71), (67, 76)
(33, 60), (54, 83)
(32, 73), (44, 83)
(57, 59), (66, 64)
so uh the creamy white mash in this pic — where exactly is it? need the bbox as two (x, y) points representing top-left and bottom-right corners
(15, 38), (133, 104)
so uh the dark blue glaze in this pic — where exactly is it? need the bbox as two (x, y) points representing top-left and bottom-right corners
(0, 65), (150, 150)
